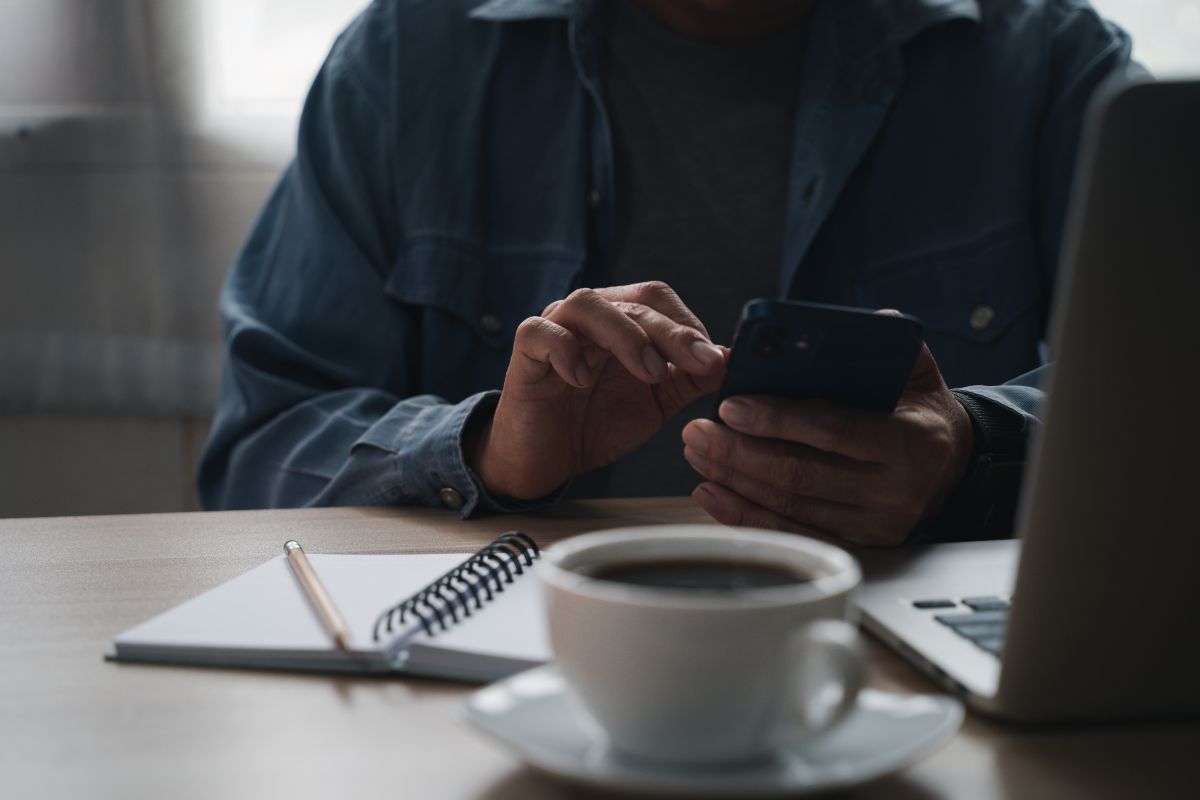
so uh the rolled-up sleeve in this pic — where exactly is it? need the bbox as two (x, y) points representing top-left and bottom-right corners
(953, 1), (1135, 432)
(930, 2), (1136, 538)
(197, 6), (521, 516)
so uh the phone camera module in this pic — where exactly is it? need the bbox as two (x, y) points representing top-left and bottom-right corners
(750, 324), (787, 358)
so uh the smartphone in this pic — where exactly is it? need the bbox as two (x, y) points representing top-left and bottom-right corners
(714, 299), (924, 416)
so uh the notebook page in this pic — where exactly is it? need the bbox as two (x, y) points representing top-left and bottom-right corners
(403, 566), (551, 673)
(114, 553), (469, 662)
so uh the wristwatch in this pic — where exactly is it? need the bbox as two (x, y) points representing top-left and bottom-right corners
(926, 391), (1031, 541)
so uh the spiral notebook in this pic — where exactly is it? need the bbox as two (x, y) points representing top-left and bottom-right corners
(109, 533), (551, 682)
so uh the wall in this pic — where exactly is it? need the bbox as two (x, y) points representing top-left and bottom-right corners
(0, 0), (363, 516)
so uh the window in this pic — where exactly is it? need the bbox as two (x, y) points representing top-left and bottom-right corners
(199, 0), (365, 118)
(1092, 0), (1200, 75)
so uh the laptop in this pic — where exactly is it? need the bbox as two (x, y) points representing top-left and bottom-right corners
(854, 78), (1200, 722)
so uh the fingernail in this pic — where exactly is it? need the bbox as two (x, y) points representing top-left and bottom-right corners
(720, 398), (753, 427)
(574, 362), (591, 387)
(689, 340), (724, 370)
(682, 425), (709, 455)
(694, 483), (719, 505)
(642, 347), (667, 378)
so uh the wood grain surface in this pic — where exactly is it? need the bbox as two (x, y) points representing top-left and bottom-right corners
(1, 499), (1195, 799)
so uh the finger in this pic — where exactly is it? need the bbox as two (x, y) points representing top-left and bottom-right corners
(693, 482), (905, 546)
(611, 301), (725, 374)
(673, 351), (728, 395)
(651, 360), (728, 420)
(593, 281), (711, 340)
(681, 419), (880, 507)
(692, 482), (834, 538)
(684, 446), (872, 538)
(547, 293), (721, 371)
(718, 394), (896, 463)
(510, 316), (591, 388)
(546, 288), (667, 382)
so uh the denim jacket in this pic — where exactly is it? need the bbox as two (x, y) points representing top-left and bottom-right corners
(199, 0), (1132, 517)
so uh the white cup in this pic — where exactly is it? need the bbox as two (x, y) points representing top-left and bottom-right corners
(538, 525), (865, 766)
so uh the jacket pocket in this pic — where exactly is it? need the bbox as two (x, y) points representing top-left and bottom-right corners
(385, 236), (583, 347)
(383, 236), (583, 396)
(854, 222), (1046, 387)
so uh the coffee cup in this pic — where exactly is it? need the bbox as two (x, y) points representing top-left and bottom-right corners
(538, 525), (864, 766)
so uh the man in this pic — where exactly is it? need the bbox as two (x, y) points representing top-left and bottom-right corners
(199, 0), (1133, 545)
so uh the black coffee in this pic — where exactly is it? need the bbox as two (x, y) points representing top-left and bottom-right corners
(582, 559), (812, 592)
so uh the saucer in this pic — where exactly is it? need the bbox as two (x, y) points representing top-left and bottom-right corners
(463, 665), (963, 797)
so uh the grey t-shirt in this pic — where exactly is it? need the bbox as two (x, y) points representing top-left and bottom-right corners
(568, 1), (808, 499)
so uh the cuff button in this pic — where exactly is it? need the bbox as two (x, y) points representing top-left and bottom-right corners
(438, 486), (464, 511)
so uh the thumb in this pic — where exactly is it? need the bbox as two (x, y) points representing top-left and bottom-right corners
(873, 309), (945, 393)
(660, 347), (729, 416)
(907, 343), (947, 394)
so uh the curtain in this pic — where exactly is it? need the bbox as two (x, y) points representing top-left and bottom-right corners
(0, 0), (362, 417)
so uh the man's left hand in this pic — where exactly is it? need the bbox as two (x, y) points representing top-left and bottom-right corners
(681, 344), (975, 546)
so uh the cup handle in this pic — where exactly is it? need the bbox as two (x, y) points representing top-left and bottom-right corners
(785, 619), (865, 734)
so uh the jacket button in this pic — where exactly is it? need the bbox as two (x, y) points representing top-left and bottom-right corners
(479, 312), (502, 335)
(969, 304), (996, 331)
(587, 189), (602, 209)
(438, 486), (464, 511)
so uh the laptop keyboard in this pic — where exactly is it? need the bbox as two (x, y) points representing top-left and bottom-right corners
(912, 596), (1010, 656)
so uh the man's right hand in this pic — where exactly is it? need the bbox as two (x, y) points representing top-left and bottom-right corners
(467, 282), (726, 501)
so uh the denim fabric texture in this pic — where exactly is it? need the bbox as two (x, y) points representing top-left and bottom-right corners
(199, 0), (1132, 515)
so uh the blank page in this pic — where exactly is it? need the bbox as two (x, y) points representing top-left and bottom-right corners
(113, 554), (548, 676)
(404, 568), (552, 678)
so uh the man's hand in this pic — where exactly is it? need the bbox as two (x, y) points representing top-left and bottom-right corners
(681, 344), (975, 546)
(469, 282), (726, 501)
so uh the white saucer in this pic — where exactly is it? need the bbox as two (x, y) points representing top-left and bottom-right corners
(463, 665), (963, 797)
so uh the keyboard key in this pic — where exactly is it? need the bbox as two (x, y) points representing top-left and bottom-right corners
(951, 622), (1006, 640)
(962, 596), (1009, 611)
(974, 637), (1004, 655)
(935, 610), (1009, 627)
(912, 599), (957, 609)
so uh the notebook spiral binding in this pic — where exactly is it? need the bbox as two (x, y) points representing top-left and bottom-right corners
(372, 531), (540, 642)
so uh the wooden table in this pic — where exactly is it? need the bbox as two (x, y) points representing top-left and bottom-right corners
(2, 499), (1196, 798)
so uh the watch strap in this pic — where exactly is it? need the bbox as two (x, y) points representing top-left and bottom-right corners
(924, 391), (1032, 541)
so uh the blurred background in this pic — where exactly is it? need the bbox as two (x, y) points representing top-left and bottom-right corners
(1, 0), (1197, 518)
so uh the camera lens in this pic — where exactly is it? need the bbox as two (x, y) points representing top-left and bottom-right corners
(750, 324), (786, 357)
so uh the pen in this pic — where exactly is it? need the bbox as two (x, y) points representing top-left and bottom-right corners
(284, 540), (351, 651)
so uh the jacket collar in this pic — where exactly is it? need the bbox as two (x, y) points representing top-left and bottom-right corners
(469, 0), (575, 22)
(470, 0), (981, 42)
